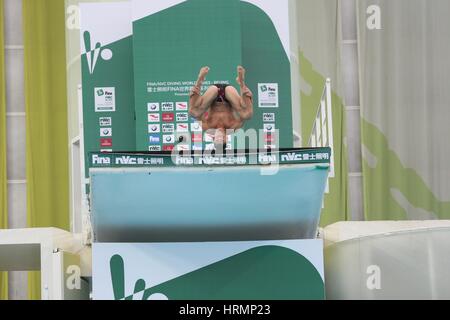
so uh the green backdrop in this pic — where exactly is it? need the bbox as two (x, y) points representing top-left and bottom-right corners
(297, 0), (349, 226)
(133, 0), (293, 151)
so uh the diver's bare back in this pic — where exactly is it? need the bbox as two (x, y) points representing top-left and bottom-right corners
(200, 102), (244, 131)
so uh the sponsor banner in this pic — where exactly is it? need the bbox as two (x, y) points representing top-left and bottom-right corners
(176, 123), (189, 133)
(176, 102), (188, 111)
(265, 134), (275, 143)
(263, 124), (276, 133)
(100, 138), (113, 148)
(149, 145), (162, 151)
(190, 122), (202, 132)
(95, 87), (116, 112)
(162, 113), (175, 122)
(148, 113), (160, 123)
(99, 117), (112, 127)
(204, 132), (215, 143)
(132, 0), (293, 150)
(263, 113), (275, 122)
(176, 112), (188, 122)
(192, 134), (203, 143)
(258, 83), (279, 108)
(147, 103), (160, 112)
(92, 240), (325, 300)
(149, 135), (161, 144)
(80, 1), (136, 180)
(100, 128), (112, 137)
(89, 147), (331, 168)
(161, 102), (174, 111)
(163, 135), (175, 144)
(148, 124), (160, 133)
(177, 144), (190, 151)
(162, 124), (175, 133)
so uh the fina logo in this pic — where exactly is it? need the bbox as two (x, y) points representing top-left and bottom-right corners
(83, 31), (113, 74)
(92, 154), (111, 165)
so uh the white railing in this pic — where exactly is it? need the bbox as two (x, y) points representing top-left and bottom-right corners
(308, 78), (334, 193)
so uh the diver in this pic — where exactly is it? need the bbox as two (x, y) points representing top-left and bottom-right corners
(188, 66), (254, 150)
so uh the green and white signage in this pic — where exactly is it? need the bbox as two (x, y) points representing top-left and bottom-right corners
(80, 2), (136, 178)
(132, 0), (293, 151)
(93, 240), (325, 300)
(81, 0), (295, 175)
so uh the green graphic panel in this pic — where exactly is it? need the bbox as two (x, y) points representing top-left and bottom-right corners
(110, 246), (324, 300)
(299, 52), (349, 226)
(361, 119), (450, 220)
(133, 0), (293, 151)
(240, 1), (293, 148)
(81, 36), (136, 178)
(133, 0), (242, 151)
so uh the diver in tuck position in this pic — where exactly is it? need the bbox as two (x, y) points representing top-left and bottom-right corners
(188, 66), (254, 148)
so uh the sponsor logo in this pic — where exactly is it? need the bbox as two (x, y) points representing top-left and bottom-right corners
(176, 123), (189, 133)
(264, 144), (277, 149)
(95, 87), (116, 112)
(263, 113), (275, 122)
(149, 135), (161, 144)
(191, 122), (202, 132)
(148, 124), (160, 133)
(192, 144), (203, 151)
(99, 117), (112, 127)
(100, 128), (112, 137)
(163, 145), (174, 151)
(162, 124), (175, 133)
(148, 113), (160, 122)
(100, 138), (113, 147)
(263, 124), (275, 133)
(205, 144), (215, 150)
(175, 157), (194, 165)
(281, 152), (303, 162)
(265, 134), (275, 143)
(176, 112), (188, 122)
(116, 156), (138, 165)
(176, 133), (190, 143)
(176, 102), (188, 111)
(147, 103), (160, 112)
(149, 145), (162, 152)
(163, 135), (175, 144)
(92, 154), (111, 165)
(162, 113), (175, 122)
(258, 83), (279, 108)
(192, 134), (203, 143)
(259, 154), (278, 163)
(161, 102), (174, 111)
(100, 149), (113, 153)
(204, 132), (215, 143)
(177, 144), (190, 151)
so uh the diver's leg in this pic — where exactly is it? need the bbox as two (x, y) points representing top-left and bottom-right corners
(225, 66), (254, 120)
(189, 67), (218, 119)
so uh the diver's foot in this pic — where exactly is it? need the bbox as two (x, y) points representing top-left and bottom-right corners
(236, 66), (246, 87)
(198, 66), (210, 83)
